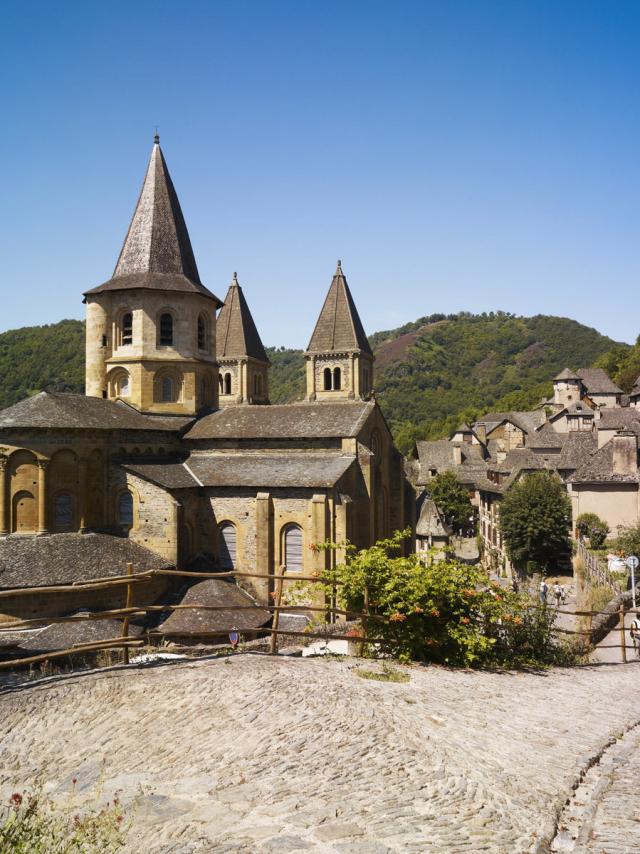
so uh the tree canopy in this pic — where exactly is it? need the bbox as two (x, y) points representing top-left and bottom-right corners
(499, 472), (572, 572)
(428, 471), (473, 532)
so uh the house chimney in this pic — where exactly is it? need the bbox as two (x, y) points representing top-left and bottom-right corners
(612, 431), (638, 476)
(452, 443), (463, 466)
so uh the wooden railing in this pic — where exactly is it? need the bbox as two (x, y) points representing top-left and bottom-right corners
(575, 539), (624, 594)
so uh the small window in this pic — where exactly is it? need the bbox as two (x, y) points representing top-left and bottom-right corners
(333, 367), (341, 391)
(159, 313), (174, 346)
(324, 367), (332, 391)
(117, 372), (130, 397)
(54, 493), (74, 528)
(161, 376), (174, 403)
(218, 375), (224, 393)
(283, 524), (303, 573)
(197, 315), (208, 351)
(121, 312), (133, 346)
(219, 523), (237, 569)
(224, 373), (232, 395)
(118, 491), (134, 528)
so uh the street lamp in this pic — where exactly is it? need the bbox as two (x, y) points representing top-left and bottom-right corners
(626, 555), (638, 611)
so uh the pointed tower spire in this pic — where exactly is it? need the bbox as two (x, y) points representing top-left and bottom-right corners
(217, 273), (270, 405)
(305, 263), (374, 401)
(85, 138), (221, 304)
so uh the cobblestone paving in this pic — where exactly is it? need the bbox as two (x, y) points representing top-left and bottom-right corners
(0, 656), (639, 853)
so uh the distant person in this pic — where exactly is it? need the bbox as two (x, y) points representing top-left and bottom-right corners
(539, 580), (548, 605)
(553, 583), (562, 607)
(511, 577), (519, 594)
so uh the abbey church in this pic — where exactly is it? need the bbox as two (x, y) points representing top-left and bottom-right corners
(0, 137), (412, 619)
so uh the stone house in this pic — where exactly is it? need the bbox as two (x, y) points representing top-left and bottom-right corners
(0, 136), (412, 638)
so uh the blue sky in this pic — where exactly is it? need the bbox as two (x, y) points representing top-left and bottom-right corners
(1, 0), (639, 347)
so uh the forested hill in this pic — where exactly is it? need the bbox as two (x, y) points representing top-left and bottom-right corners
(269, 312), (623, 452)
(0, 313), (624, 454)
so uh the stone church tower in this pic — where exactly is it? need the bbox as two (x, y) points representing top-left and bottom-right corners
(305, 261), (374, 401)
(83, 135), (222, 415)
(216, 273), (270, 405)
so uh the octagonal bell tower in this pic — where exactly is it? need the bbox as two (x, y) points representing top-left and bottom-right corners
(83, 136), (222, 415)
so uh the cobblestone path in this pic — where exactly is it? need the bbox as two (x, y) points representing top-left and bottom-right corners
(0, 656), (639, 853)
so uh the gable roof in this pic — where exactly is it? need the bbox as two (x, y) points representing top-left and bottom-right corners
(185, 401), (374, 441)
(578, 368), (622, 395)
(0, 392), (193, 432)
(569, 439), (639, 484)
(306, 262), (372, 355)
(416, 497), (452, 538)
(216, 274), (269, 363)
(84, 137), (221, 305)
(476, 410), (544, 436)
(557, 431), (598, 470)
(597, 408), (640, 431)
(528, 423), (568, 450)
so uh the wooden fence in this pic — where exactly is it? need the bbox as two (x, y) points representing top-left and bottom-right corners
(0, 565), (638, 671)
(575, 539), (624, 594)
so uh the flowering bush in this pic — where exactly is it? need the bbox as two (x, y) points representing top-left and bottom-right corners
(321, 530), (568, 667)
(0, 781), (128, 853)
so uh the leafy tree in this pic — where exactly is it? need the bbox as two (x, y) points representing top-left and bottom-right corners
(614, 523), (640, 559)
(575, 512), (609, 549)
(499, 472), (572, 572)
(428, 471), (473, 532)
(323, 530), (566, 667)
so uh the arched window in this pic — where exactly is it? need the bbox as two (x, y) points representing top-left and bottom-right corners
(218, 375), (224, 393)
(121, 312), (133, 346)
(161, 376), (174, 403)
(54, 493), (74, 529)
(333, 367), (341, 391)
(283, 524), (303, 573)
(324, 367), (332, 391)
(117, 371), (130, 397)
(224, 373), (232, 395)
(219, 523), (237, 569)
(197, 315), (209, 351)
(159, 313), (174, 346)
(118, 491), (134, 528)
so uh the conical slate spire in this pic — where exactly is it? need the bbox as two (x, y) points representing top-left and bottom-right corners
(217, 273), (269, 363)
(85, 137), (221, 304)
(306, 261), (372, 355)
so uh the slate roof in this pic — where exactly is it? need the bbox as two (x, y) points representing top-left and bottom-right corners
(0, 533), (171, 589)
(528, 423), (567, 450)
(475, 410), (544, 436)
(557, 431), (597, 470)
(413, 439), (488, 486)
(217, 274), (269, 363)
(306, 262), (372, 355)
(569, 440), (639, 484)
(578, 368), (622, 395)
(630, 376), (640, 398)
(597, 408), (640, 431)
(0, 392), (193, 432)
(84, 138), (221, 306)
(416, 498), (452, 538)
(186, 401), (374, 441)
(19, 617), (143, 653)
(158, 578), (270, 635)
(126, 454), (356, 489)
(554, 368), (581, 381)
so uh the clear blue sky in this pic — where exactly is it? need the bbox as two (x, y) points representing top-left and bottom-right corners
(1, 0), (639, 348)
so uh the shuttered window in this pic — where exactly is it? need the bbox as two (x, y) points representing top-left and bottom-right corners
(219, 523), (237, 569)
(284, 525), (303, 573)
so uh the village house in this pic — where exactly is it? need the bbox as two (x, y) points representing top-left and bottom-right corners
(411, 363), (640, 576)
(0, 136), (413, 645)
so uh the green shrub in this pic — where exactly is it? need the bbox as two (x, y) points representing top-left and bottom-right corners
(322, 530), (568, 668)
(576, 513), (610, 548)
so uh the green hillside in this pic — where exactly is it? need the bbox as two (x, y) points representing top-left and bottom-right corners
(0, 320), (85, 409)
(0, 313), (624, 454)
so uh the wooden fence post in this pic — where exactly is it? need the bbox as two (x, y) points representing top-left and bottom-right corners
(121, 562), (134, 665)
(269, 566), (285, 655)
(619, 603), (627, 664)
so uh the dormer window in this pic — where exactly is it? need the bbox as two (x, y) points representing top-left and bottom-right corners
(159, 313), (174, 346)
